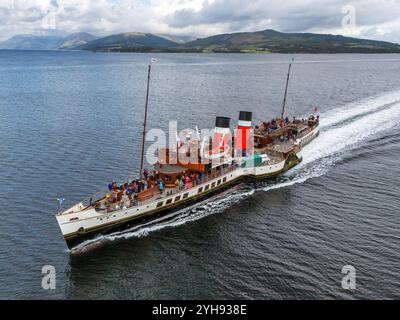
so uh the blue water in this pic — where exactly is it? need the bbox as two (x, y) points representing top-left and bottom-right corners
(0, 50), (400, 299)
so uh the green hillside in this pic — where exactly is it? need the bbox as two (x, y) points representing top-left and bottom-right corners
(78, 32), (179, 52)
(183, 29), (400, 53)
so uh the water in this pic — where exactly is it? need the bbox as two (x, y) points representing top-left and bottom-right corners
(0, 51), (400, 299)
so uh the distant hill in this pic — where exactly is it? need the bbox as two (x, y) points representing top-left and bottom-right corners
(183, 29), (400, 53)
(0, 35), (64, 50)
(57, 32), (98, 50)
(77, 32), (179, 52)
(0, 32), (98, 50)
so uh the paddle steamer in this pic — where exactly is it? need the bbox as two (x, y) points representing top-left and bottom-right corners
(55, 61), (319, 249)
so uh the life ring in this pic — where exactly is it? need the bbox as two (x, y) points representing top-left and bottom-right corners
(77, 227), (85, 235)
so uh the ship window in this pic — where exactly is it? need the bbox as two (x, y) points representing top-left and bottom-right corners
(217, 179), (221, 185)
(223, 177), (227, 183)
(156, 202), (163, 208)
(165, 175), (172, 182)
(183, 193), (189, 199)
(198, 187), (203, 193)
(166, 198), (172, 205)
(211, 182), (216, 188)
(204, 185), (210, 191)
(175, 196), (181, 202)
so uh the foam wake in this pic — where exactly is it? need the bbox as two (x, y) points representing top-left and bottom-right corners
(71, 90), (400, 252)
(262, 90), (400, 192)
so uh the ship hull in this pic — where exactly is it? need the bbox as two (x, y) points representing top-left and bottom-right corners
(60, 163), (290, 250)
(64, 176), (242, 249)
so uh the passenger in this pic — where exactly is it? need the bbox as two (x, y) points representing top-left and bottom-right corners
(185, 176), (192, 188)
(117, 189), (123, 202)
(133, 182), (139, 194)
(113, 183), (118, 192)
(126, 186), (133, 199)
(143, 169), (149, 180)
(121, 192), (130, 207)
(109, 189), (118, 203)
(159, 180), (164, 194)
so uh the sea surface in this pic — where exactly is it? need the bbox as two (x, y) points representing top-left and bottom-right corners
(0, 51), (399, 299)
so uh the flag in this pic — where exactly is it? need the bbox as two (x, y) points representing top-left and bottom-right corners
(57, 198), (65, 204)
(313, 106), (318, 113)
(151, 58), (159, 63)
(57, 198), (65, 211)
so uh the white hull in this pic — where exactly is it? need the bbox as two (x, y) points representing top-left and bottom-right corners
(57, 163), (284, 241)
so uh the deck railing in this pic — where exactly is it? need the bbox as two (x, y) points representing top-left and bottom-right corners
(95, 165), (238, 214)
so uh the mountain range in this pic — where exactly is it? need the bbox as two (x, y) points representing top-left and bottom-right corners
(0, 32), (98, 50)
(1, 29), (400, 53)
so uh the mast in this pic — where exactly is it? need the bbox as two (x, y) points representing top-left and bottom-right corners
(139, 63), (151, 180)
(281, 58), (294, 119)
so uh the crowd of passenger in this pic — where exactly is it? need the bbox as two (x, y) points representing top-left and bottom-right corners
(102, 169), (208, 209)
(104, 169), (160, 206)
(256, 116), (296, 134)
(255, 115), (319, 144)
(173, 172), (205, 190)
(257, 115), (319, 134)
(255, 117), (295, 142)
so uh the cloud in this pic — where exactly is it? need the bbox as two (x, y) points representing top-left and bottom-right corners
(0, 0), (399, 43)
(165, 0), (400, 42)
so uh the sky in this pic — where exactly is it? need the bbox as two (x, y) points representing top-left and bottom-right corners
(0, 0), (399, 43)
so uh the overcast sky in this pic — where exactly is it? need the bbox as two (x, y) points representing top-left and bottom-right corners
(0, 0), (399, 43)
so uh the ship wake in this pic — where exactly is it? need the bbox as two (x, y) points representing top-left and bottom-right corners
(70, 90), (400, 253)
